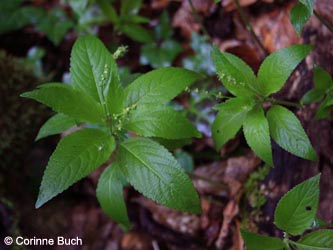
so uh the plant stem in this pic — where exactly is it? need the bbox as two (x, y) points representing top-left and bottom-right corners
(314, 10), (333, 32)
(188, 0), (211, 40)
(233, 0), (269, 56)
(266, 97), (302, 108)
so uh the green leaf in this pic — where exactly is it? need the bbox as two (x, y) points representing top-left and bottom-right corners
(140, 40), (183, 68)
(124, 67), (200, 106)
(313, 66), (332, 89)
(125, 104), (201, 139)
(96, 0), (117, 23)
(120, 0), (142, 16)
(70, 35), (124, 114)
(36, 8), (74, 45)
(241, 230), (286, 250)
(212, 97), (254, 150)
(290, 3), (312, 36)
(66, 0), (89, 16)
(301, 88), (326, 104)
(211, 46), (258, 97)
(274, 174), (320, 236)
(120, 24), (153, 43)
(96, 163), (130, 230)
(293, 230), (333, 250)
(36, 128), (115, 208)
(257, 45), (312, 96)
(266, 105), (317, 161)
(175, 149), (194, 173)
(243, 106), (273, 166)
(119, 137), (201, 213)
(21, 83), (105, 125)
(0, 6), (45, 34)
(314, 97), (332, 120)
(36, 113), (78, 141)
(152, 138), (192, 151)
(156, 11), (173, 40)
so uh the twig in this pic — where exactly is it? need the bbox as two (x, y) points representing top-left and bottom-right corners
(233, 0), (269, 56)
(314, 10), (333, 32)
(188, 0), (211, 41)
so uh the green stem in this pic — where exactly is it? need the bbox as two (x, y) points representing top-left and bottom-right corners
(188, 0), (211, 40)
(233, 0), (269, 56)
(314, 10), (333, 32)
(266, 97), (302, 108)
(283, 233), (292, 250)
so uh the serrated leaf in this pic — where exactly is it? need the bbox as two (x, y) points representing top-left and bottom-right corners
(212, 97), (254, 150)
(301, 89), (326, 104)
(257, 45), (312, 96)
(21, 83), (105, 125)
(124, 67), (200, 106)
(243, 106), (273, 166)
(70, 35), (124, 114)
(36, 128), (115, 208)
(125, 104), (201, 139)
(267, 105), (317, 161)
(119, 137), (201, 213)
(241, 230), (286, 250)
(36, 113), (78, 141)
(292, 230), (333, 250)
(274, 174), (320, 236)
(211, 46), (258, 97)
(290, 3), (312, 36)
(313, 66), (332, 89)
(96, 163), (130, 230)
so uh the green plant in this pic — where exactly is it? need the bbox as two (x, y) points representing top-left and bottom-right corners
(21, 35), (202, 229)
(96, 0), (152, 43)
(140, 11), (182, 68)
(0, 0), (74, 45)
(302, 65), (333, 119)
(290, 0), (333, 35)
(290, 0), (314, 36)
(211, 45), (317, 166)
(242, 174), (333, 250)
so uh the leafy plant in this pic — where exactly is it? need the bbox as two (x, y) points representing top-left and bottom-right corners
(211, 45), (318, 166)
(140, 11), (182, 68)
(21, 35), (202, 229)
(183, 33), (215, 75)
(302, 65), (333, 119)
(65, 0), (106, 35)
(0, 0), (44, 34)
(0, 0), (74, 45)
(96, 0), (153, 43)
(290, 0), (314, 36)
(242, 174), (333, 250)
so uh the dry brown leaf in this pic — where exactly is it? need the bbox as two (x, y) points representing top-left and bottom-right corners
(252, 3), (301, 53)
(151, 0), (171, 9)
(172, 0), (216, 38)
(133, 197), (201, 236)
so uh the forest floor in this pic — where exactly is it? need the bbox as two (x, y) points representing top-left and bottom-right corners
(0, 0), (332, 249)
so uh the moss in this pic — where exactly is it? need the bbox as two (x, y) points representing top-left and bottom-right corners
(0, 51), (48, 170)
